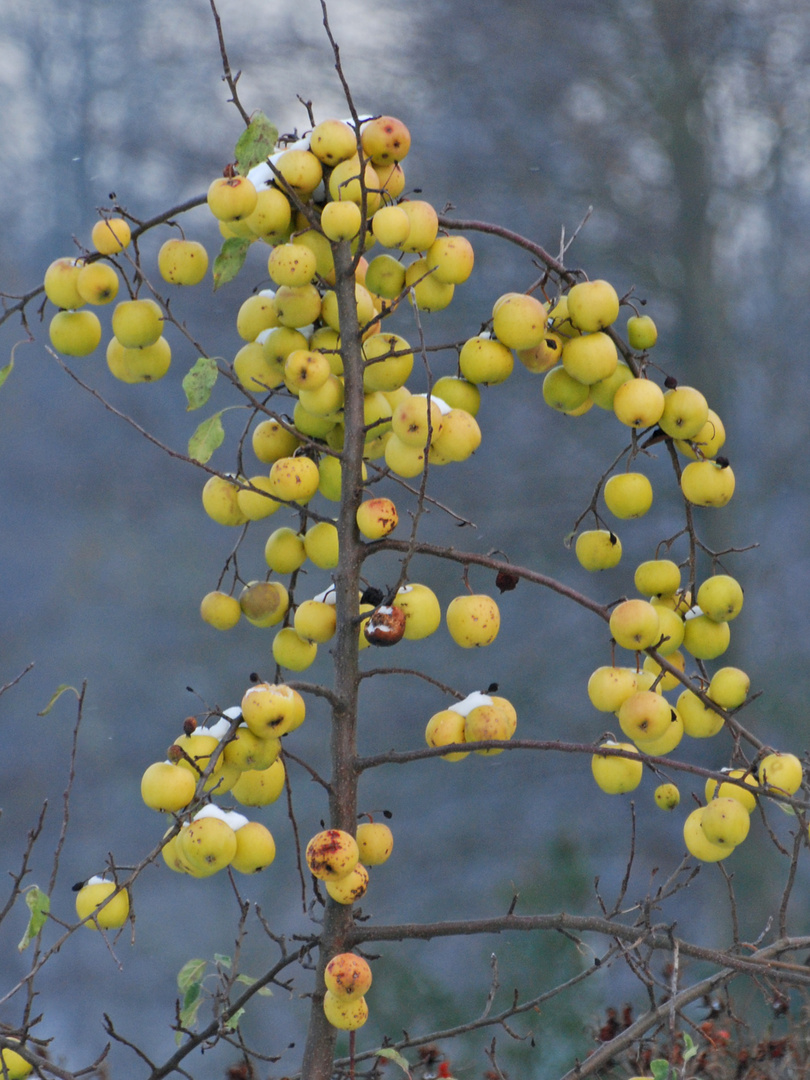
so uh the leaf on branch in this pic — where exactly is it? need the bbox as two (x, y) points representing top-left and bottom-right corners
(18, 885), (49, 951)
(177, 957), (207, 992)
(213, 237), (252, 291)
(183, 357), (219, 411)
(775, 801), (797, 815)
(214, 952), (232, 969)
(235, 973), (273, 995)
(38, 683), (79, 716)
(225, 1007), (245, 1030)
(376, 1048), (412, 1078)
(650, 1061), (675, 1080)
(234, 111), (279, 174)
(176, 958), (207, 1043)
(189, 412), (225, 464)
(0, 357), (13, 389)
(682, 1033), (698, 1063)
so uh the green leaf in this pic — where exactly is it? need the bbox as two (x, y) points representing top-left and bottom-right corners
(177, 957), (207, 992)
(0, 357), (13, 388)
(183, 357), (219, 411)
(225, 1007), (245, 1031)
(776, 800), (797, 816)
(682, 1032), (698, 1063)
(188, 412), (225, 464)
(235, 973), (272, 996)
(18, 886), (49, 951)
(214, 952), (231, 969)
(650, 1061), (674, 1080)
(234, 111), (279, 175)
(376, 1048), (412, 1077)
(213, 237), (252, 291)
(38, 684), (79, 716)
(177, 983), (204, 1042)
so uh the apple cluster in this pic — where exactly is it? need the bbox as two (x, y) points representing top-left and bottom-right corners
(133, 686), (304, 890)
(42, 216), (196, 382)
(304, 827), (391, 1031)
(425, 690), (517, 760)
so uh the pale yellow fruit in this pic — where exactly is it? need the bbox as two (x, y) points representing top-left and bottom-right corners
(223, 726), (281, 772)
(701, 797), (750, 847)
(680, 460), (735, 507)
(325, 953), (372, 997)
(49, 310), (102, 356)
(591, 742), (642, 794)
(92, 217), (131, 254)
(464, 703), (512, 755)
(43, 257), (84, 308)
(76, 261), (119, 305)
(566, 279), (619, 331)
(618, 690), (675, 743)
(202, 475), (248, 527)
(140, 761), (196, 812)
(112, 298), (163, 348)
(239, 581), (289, 628)
(241, 683), (300, 737)
(178, 816), (237, 874)
(361, 114), (411, 164)
(683, 808), (734, 862)
(613, 379), (665, 429)
(542, 367), (590, 413)
(236, 476), (280, 521)
(587, 666), (637, 712)
(75, 878), (130, 929)
(682, 614), (730, 660)
(325, 862), (369, 904)
(231, 821), (276, 874)
(356, 497), (398, 538)
(758, 753), (803, 795)
(323, 990), (368, 1031)
(231, 760), (286, 806)
(459, 335), (514, 385)
(609, 599), (660, 651)
(356, 822), (393, 865)
(306, 829), (359, 881)
(394, 584), (441, 639)
(561, 332), (618, 385)
(274, 148), (323, 195)
(272, 627), (318, 671)
(654, 783), (680, 810)
(321, 200), (363, 241)
(0, 1044), (33, 1079)
(492, 293), (547, 350)
(106, 336), (171, 383)
(575, 529), (622, 571)
(294, 599), (337, 643)
(425, 710), (469, 761)
(158, 238), (209, 285)
(634, 559), (681, 597)
(705, 770), (758, 813)
(445, 594), (500, 648)
(677, 689), (724, 738)
(207, 175), (258, 221)
(604, 473), (653, 519)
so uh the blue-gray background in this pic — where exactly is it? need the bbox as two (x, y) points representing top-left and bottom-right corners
(1, 0), (810, 1076)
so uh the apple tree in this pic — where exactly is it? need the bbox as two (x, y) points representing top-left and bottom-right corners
(2, 4), (810, 1080)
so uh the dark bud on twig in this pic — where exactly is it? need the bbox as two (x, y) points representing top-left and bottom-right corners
(495, 569), (519, 593)
(361, 585), (385, 606)
(664, 374), (678, 389)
